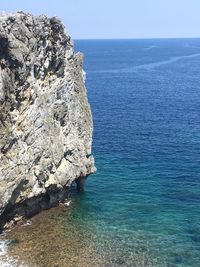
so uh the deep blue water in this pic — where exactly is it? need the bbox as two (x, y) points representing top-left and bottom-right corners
(74, 39), (200, 267)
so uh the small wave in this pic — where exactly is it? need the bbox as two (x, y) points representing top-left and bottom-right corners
(131, 52), (200, 72)
(89, 52), (200, 74)
(144, 45), (158, 50)
(0, 240), (13, 267)
(0, 239), (27, 267)
(184, 44), (200, 49)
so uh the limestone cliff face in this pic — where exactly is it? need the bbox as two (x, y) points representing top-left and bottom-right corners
(0, 12), (95, 227)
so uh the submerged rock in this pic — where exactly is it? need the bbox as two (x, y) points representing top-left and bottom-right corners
(0, 12), (95, 229)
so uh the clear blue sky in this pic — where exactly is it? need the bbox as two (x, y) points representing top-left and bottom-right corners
(1, 0), (200, 39)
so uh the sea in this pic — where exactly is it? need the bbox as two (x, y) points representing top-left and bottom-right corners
(1, 39), (200, 267)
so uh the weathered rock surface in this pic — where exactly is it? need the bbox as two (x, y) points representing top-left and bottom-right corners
(0, 12), (95, 228)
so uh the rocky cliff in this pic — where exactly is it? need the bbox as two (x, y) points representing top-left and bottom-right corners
(0, 12), (95, 229)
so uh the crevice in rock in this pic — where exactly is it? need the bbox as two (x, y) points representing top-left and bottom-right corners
(1, 137), (17, 154)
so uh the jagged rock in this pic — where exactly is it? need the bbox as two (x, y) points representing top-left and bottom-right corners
(0, 12), (95, 229)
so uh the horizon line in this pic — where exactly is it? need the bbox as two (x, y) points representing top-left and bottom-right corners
(74, 37), (200, 41)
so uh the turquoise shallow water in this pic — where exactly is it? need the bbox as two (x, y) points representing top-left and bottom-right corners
(1, 39), (200, 267)
(74, 39), (200, 267)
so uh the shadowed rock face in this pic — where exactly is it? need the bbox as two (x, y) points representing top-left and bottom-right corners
(0, 12), (95, 228)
